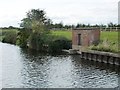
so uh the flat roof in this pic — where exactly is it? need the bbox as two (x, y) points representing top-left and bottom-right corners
(73, 28), (100, 30)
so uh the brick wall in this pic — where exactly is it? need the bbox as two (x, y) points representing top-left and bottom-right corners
(72, 28), (100, 50)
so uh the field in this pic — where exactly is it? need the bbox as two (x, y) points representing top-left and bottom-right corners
(51, 30), (72, 40)
(52, 30), (118, 44)
(93, 31), (118, 53)
(0, 29), (119, 52)
(0, 29), (18, 41)
(100, 31), (118, 43)
(51, 30), (119, 53)
(0, 29), (118, 41)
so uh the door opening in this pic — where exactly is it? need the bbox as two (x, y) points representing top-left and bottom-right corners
(78, 34), (81, 45)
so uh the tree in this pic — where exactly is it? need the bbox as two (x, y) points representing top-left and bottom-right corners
(45, 19), (53, 29)
(76, 23), (81, 28)
(19, 9), (52, 50)
(64, 25), (71, 29)
(20, 9), (52, 31)
(108, 22), (114, 27)
(20, 18), (32, 29)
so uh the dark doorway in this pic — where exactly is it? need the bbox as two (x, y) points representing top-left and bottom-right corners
(78, 34), (81, 45)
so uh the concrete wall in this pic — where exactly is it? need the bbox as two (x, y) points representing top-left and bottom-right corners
(72, 28), (100, 50)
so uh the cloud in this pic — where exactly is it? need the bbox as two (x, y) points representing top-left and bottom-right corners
(0, 0), (119, 27)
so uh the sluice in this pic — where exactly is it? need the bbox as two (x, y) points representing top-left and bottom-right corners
(81, 51), (120, 66)
(108, 56), (114, 65)
(114, 57), (120, 66)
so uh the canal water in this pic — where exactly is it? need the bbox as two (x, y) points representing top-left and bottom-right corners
(0, 42), (120, 88)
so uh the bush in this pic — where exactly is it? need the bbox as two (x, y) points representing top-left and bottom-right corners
(89, 40), (119, 53)
(16, 29), (31, 47)
(2, 31), (17, 44)
(48, 37), (72, 53)
(28, 32), (44, 50)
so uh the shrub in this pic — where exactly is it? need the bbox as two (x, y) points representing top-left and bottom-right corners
(16, 29), (31, 47)
(2, 31), (17, 44)
(89, 40), (119, 53)
(28, 32), (44, 50)
(48, 37), (72, 53)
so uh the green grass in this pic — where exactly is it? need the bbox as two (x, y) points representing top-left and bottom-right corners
(51, 30), (119, 53)
(0, 29), (118, 43)
(0, 29), (19, 41)
(100, 31), (118, 44)
(51, 30), (118, 44)
(0, 29), (18, 34)
(51, 30), (72, 40)
(91, 31), (119, 53)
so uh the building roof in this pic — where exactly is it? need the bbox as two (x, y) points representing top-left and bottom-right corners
(73, 28), (100, 30)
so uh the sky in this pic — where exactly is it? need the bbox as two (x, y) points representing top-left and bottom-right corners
(0, 0), (119, 27)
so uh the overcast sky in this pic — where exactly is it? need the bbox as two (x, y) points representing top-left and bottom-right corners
(0, 0), (119, 27)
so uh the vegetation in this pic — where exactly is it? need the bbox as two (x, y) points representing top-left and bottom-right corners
(18, 9), (50, 50)
(0, 28), (119, 53)
(100, 31), (118, 43)
(89, 31), (119, 53)
(48, 37), (72, 53)
(0, 29), (18, 44)
(16, 28), (30, 47)
(51, 31), (119, 53)
(51, 30), (72, 40)
(18, 9), (71, 52)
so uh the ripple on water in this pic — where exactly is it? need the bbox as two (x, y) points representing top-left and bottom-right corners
(1, 43), (120, 88)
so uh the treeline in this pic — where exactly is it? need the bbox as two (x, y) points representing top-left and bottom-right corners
(1, 22), (120, 30)
(0, 26), (20, 30)
(49, 22), (120, 29)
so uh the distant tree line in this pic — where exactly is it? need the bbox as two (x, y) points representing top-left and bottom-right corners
(1, 22), (120, 30)
(0, 26), (20, 30)
(42, 22), (120, 30)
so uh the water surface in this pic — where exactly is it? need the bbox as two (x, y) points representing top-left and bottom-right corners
(1, 42), (120, 88)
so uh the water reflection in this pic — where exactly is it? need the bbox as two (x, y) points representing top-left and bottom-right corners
(71, 55), (120, 88)
(1, 43), (120, 88)
(21, 49), (74, 88)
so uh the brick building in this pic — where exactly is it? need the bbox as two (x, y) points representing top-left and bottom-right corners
(72, 28), (100, 51)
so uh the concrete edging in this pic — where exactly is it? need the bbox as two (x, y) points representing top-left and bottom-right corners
(81, 50), (120, 66)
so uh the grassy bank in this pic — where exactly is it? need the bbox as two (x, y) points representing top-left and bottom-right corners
(0, 29), (117, 42)
(90, 31), (119, 53)
(1, 29), (117, 41)
(0, 29), (71, 41)
(0, 29), (118, 53)
(51, 31), (118, 43)
(51, 30), (72, 40)
(51, 30), (119, 53)
(100, 31), (118, 43)
(0, 29), (19, 43)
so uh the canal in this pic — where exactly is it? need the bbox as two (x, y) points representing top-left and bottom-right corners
(0, 42), (120, 88)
